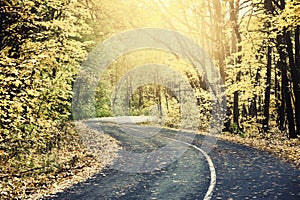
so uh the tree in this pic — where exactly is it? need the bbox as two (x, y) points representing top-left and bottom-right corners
(0, 0), (92, 173)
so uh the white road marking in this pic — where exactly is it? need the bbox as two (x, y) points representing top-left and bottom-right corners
(166, 137), (216, 200)
(87, 117), (216, 200)
(121, 124), (216, 200)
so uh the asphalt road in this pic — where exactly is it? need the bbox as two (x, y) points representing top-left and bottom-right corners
(46, 119), (300, 200)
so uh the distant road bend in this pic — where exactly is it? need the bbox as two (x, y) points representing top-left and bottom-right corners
(48, 117), (300, 200)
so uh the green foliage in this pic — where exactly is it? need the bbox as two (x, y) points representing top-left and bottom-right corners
(229, 122), (244, 136)
(95, 82), (112, 117)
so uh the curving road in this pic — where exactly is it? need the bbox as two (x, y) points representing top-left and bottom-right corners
(46, 118), (300, 200)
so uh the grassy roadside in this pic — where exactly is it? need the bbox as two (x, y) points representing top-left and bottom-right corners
(0, 122), (120, 199)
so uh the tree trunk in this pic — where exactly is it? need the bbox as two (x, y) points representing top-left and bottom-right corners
(138, 87), (143, 108)
(262, 46), (272, 132)
(250, 68), (260, 118)
(295, 25), (300, 135)
(233, 71), (241, 128)
(277, 35), (297, 138)
(275, 63), (285, 131)
(285, 27), (300, 136)
(281, 62), (296, 138)
(156, 86), (162, 117)
(213, 0), (225, 81)
(229, 0), (242, 131)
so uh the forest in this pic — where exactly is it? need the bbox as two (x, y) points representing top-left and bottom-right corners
(0, 0), (299, 198)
